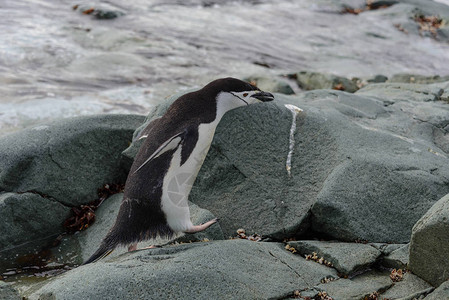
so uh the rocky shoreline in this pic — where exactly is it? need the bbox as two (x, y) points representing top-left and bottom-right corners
(0, 72), (448, 299)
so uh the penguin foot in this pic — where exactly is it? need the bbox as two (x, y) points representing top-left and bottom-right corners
(142, 245), (158, 250)
(184, 218), (218, 233)
(128, 244), (159, 252)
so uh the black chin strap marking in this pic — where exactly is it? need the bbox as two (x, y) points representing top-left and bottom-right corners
(231, 92), (249, 105)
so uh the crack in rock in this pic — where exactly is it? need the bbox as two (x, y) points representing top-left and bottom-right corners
(268, 250), (302, 279)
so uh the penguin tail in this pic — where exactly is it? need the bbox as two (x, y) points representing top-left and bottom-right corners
(81, 233), (119, 265)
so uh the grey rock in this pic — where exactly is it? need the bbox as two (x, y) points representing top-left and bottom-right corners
(367, 74), (388, 83)
(389, 74), (449, 84)
(288, 240), (381, 275)
(74, 3), (125, 19)
(392, 1), (449, 43)
(356, 82), (444, 103)
(294, 71), (359, 93)
(0, 281), (21, 300)
(310, 155), (448, 243)
(0, 192), (68, 271)
(380, 272), (433, 299)
(0, 192), (67, 251)
(424, 280), (449, 300)
(55, 193), (223, 265)
(397, 288), (434, 300)
(0, 114), (145, 207)
(296, 288), (320, 299)
(356, 82), (449, 155)
(429, 81), (449, 103)
(244, 76), (295, 95)
(370, 243), (407, 256)
(382, 244), (409, 269)
(409, 193), (449, 287)
(315, 271), (392, 300)
(28, 240), (338, 300)
(305, 84), (449, 243)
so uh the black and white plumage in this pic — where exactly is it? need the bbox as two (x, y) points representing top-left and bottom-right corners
(83, 78), (274, 264)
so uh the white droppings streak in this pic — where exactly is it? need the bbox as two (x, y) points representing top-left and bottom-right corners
(284, 104), (303, 177)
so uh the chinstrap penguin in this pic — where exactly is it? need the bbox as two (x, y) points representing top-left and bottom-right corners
(83, 77), (274, 264)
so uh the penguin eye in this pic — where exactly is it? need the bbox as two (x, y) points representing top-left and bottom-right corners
(243, 93), (248, 97)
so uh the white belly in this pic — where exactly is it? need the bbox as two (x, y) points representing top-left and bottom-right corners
(160, 121), (218, 232)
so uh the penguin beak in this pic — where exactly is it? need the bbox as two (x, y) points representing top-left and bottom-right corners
(252, 91), (274, 102)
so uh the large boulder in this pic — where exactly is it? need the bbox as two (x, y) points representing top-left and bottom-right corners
(0, 192), (67, 251)
(287, 240), (381, 276)
(379, 272), (433, 300)
(308, 83), (449, 243)
(424, 280), (449, 299)
(192, 101), (340, 239)
(409, 193), (449, 286)
(27, 240), (338, 300)
(314, 271), (392, 300)
(293, 71), (359, 93)
(0, 114), (144, 272)
(0, 192), (68, 271)
(0, 114), (145, 207)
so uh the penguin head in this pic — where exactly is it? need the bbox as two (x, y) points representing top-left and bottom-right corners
(204, 77), (274, 116)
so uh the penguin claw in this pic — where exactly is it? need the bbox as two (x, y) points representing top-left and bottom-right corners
(204, 218), (219, 225)
(142, 245), (158, 250)
(184, 218), (219, 233)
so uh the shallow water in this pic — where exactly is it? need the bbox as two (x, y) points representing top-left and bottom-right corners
(1, 0), (449, 134)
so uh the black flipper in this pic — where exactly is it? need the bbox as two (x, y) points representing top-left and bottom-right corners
(133, 131), (185, 174)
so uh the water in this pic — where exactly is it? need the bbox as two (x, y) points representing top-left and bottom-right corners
(1, 0), (449, 135)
